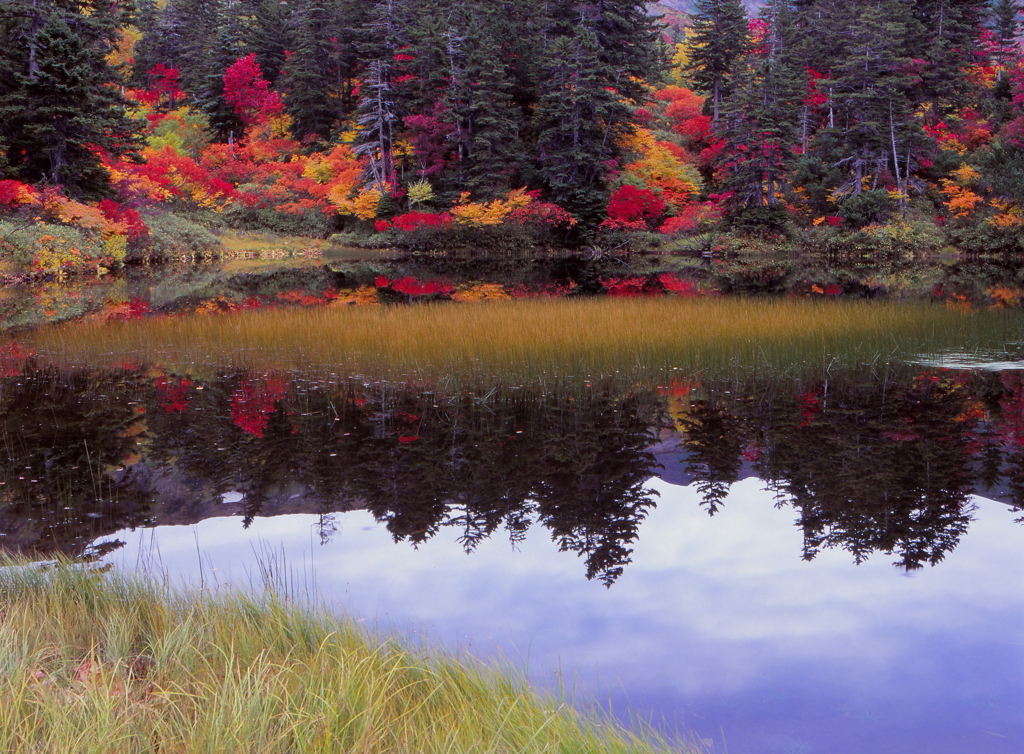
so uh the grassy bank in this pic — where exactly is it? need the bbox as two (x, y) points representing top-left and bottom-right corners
(0, 559), (684, 754)
(28, 296), (1024, 384)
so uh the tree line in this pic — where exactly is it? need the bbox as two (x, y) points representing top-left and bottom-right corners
(2, 0), (1024, 238)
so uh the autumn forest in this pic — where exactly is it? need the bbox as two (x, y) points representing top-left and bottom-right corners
(1, 0), (1024, 297)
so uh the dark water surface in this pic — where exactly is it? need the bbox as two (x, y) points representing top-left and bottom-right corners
(1, 361), (1023, 753)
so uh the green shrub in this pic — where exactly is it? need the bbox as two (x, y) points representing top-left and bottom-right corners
(801, 220), (944, 257)
(944, 217), (1024, 256)
(725, 204), (794, 236)
(837, 190), (894, 227)
(143, 213), (222, 259)
(220, 204), (336, 237)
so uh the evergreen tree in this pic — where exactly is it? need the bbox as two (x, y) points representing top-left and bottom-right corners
(685, 0), (750, 122)
(912, 0), (988, 116)
(249, 0), (293, 85)
(194, 8), (249, 141)
(990, 0), (1022, 81)
(809, 0), (926, 214)
(534, 23), (624, 228)
(462, 25), (524, 195)
(719, 0), (803, 213)
(0, 0), (140, 197)
(534, 0), (665, 229)
(280, 0), (368, 143)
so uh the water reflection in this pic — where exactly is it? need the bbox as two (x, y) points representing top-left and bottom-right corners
(2, 362), (1022, 579)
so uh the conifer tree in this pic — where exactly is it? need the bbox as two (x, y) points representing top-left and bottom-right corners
(534, 23), (621, 226)
(812, 0), (925, 214)
(990, 0), (1022, 81)
(0, 0), (140, 197)
(719, 0), (803, 213)
(685, 0), (750, 121)
(280, 0), (368, 143)
(195, 10), (249, 141)
(912, 0), (988, 116)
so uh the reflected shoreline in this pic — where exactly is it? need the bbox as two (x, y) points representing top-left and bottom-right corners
(2, 363), (1022, 579)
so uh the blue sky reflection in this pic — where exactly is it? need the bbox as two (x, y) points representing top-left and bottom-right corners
(102, 476), (1024, 754)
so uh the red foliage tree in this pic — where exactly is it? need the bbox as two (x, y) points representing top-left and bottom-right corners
(223, 54), (285, 128)
(602, 185), (666, 230)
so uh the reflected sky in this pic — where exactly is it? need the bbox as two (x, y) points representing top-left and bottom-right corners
(99, 476), (1024, 754)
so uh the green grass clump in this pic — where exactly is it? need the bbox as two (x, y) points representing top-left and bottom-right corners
(28, 297), (1023, 386)
(0, 559), (684, 754)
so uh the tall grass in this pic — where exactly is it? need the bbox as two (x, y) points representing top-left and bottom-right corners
(0, 558), (687, 754)
(27, 297), (1024, 385)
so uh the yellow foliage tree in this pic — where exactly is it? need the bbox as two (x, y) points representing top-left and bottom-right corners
(989, 199), (1024, 228)
(450, 189), (532, 227)
(618, 128), (701, 211)
(330, 187), (382, 220)
(940, 165), (983, 219)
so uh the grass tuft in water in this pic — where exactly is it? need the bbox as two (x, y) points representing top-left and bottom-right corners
(0, 558), (689, 753)
(27, 297), (1024, 385)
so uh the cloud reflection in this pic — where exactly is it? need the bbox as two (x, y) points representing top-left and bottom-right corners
(101, 476), (1024, 753)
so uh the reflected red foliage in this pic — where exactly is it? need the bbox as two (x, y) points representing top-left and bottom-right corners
(230, 376), (288, 437)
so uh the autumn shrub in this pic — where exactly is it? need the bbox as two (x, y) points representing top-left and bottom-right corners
(0, 179), (38, 211)
(143, 213), (222, 259)
(601, 185), (667, 230)
(0, 221), (106, 271)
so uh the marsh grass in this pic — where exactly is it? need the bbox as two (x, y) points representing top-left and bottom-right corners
(0, 558), (685, 754)
(27, 297), (1024, 385)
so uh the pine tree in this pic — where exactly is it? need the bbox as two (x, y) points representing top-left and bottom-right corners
(685, 0), (750, 122)
(0, 0), (140, 197)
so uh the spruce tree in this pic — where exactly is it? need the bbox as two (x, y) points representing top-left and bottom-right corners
(912, 0), (988, 117)
(812, 0), (926, 214)
(990, 0), (1022, 81)
(685, 0), (750, 122)
(281, 0), (368, 143)
(195, 8), (249, 141)
(719, 0), (803, 213)
(534, 23), (622, 227)
(0, 0), (140, 197)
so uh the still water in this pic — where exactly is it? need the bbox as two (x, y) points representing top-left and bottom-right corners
(1, 360), (1022, 753)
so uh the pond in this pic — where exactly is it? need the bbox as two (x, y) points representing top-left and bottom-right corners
(1, 344), (1022, 753)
